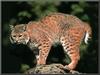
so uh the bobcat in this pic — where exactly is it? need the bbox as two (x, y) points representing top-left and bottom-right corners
(10, 13), (92, 71)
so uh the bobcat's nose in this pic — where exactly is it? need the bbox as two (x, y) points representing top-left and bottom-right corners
(14, 39), (20, 44)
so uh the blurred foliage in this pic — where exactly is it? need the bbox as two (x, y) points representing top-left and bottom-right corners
(20, 64), (30, 73)
(71, 1), (90, 21)
(2, 1), (98, 73)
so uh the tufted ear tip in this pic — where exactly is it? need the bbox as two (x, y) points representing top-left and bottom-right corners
(9, 25), (14, 31)
(23, 24), (26, 31)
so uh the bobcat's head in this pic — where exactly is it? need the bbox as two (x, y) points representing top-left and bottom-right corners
(10, 24), (30, 44)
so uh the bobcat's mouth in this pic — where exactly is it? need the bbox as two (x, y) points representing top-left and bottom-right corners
(13, 40), (25, 44)
(16, 42), (22, 44)
(13, 41), (21, 44)
(12, 40), (27, 45)
(17, 41), (27, 44)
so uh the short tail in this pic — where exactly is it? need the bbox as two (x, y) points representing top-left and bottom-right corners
(84, 22), (92, 44)
(84, 32), (90, 44)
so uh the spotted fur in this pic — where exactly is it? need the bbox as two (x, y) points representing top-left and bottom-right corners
(10, 13), (92, 70)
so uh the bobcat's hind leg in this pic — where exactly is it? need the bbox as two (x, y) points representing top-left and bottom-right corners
(60, 36), (80, 70)
(37, 39), (52, 65)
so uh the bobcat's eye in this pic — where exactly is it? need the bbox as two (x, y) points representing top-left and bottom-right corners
(19, 34), (22, 37)
(13, 35), (16, 37)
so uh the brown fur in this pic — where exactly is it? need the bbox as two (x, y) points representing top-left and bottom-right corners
(10, 13), (92, 70)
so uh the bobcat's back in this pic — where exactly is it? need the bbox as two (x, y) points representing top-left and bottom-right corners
(26, 13), (88, 44)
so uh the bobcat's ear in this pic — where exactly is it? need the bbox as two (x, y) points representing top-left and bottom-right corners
(9, 25), (14, 31)
(22, 24), (26, 31)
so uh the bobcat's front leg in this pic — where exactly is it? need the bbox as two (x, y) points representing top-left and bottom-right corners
(37, 39), (51, 65)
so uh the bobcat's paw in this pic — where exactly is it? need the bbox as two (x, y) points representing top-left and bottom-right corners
(64, 65), (71, 71)
(64, 65), (80, 74)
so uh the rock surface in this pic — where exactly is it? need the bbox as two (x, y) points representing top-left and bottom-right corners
(24, 64), (81, 74)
